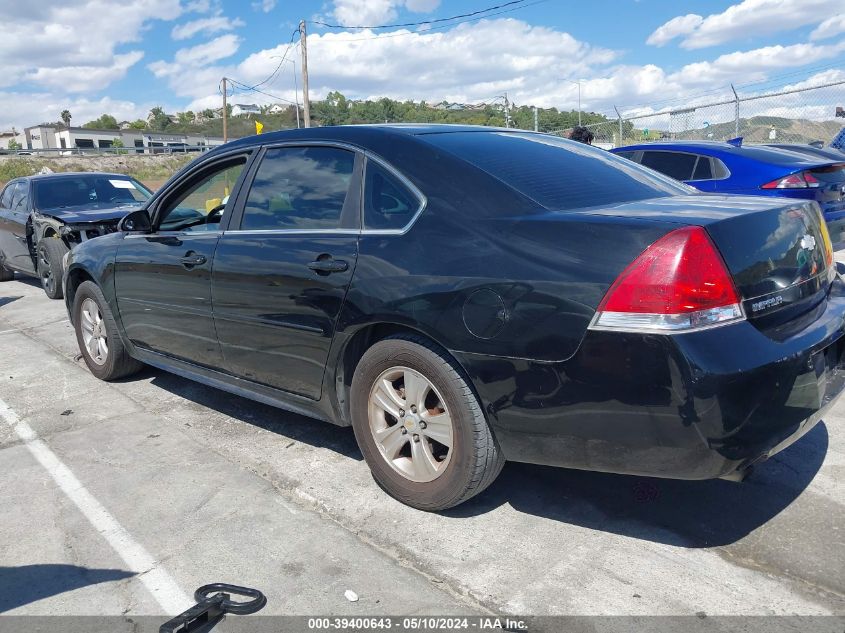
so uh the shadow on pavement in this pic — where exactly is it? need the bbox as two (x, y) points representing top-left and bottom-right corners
(448, 422), (829, 547)
(142, 367), (363, 461)
(0, 296), (22, 308)
(130, 367), (827, 548)
(0, 564), (135, 612)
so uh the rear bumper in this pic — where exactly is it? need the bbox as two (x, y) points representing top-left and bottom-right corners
(455, 279), (845, 480)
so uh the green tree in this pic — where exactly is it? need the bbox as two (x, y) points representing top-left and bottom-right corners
(202, 108), (215, 120)
(112, 138), (128, 155)
(128, 119), (147, 130)
(177, 111), (195, 125)
(148, 106), (171, 130)
(7, 139), (22, 150)
(83, 114), (119, 130)
(60, 110), (72, 128)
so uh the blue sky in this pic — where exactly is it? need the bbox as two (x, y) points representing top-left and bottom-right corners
(2, 0), (844, 130)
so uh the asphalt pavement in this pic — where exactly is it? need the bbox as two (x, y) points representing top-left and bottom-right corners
(0, 263), (843, 625)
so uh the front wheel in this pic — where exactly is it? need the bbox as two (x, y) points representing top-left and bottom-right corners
(350, 335), (504, 511)
(0, 264), (12, 282)
(73, 281), (143, 381)
(37, 238), (69, 299)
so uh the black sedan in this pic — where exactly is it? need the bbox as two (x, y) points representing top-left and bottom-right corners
(62, 125), (845, 510)
(0, 173), (152, 299)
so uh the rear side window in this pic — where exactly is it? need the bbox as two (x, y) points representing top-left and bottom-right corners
(241, 147), (355, 231)
(614, 151), (637, 160)
(692, 156), (713, 180)
(363, 160), (421, 230)
(422, 132), (688, 211)
(641, 151), (697, 181)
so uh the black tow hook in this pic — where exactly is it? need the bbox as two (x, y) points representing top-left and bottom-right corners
(159, 583), (267, 633)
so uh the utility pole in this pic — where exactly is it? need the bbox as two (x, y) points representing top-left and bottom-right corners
(222, 77), (228, 143)
(299, 20), (311, 128)
(504, 92), (510, 128)
(533, 106), (538, 132)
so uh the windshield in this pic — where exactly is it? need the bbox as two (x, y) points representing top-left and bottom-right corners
(32, 175), (152, 210)
(422, 131), (692, 211)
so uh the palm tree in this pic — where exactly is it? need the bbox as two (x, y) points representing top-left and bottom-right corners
(60, 110), (71, 128)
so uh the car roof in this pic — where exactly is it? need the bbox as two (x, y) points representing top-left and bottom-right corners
(217, 123), (516, 152)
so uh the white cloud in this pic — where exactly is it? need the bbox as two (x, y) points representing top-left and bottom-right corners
(810, 14), (845, 41)
(149, 34), (241, 78)
(26, 51), (145, 93)
(646, 14), (702, 46)
(0, 0), (181, 90)
(648, 0), (844, 49)
(668, 41), (845, 87)
(172, 15), (244, 40)
(330, 0), (440, 27)
(0, 92), (165, 131)
(251, 0), (276, 13)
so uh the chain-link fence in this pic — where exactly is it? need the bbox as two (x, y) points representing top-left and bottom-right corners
(547, 79), (845, 148)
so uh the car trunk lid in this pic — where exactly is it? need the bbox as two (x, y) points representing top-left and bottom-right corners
(578, 194), (835, 326)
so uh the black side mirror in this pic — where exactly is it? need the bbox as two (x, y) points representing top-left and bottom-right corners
(118, 209), (152, 233)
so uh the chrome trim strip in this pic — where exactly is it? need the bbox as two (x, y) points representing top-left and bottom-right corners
(124, 230), (222, 239)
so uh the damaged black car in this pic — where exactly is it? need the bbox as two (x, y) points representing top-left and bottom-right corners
(0, 172), (152, 299)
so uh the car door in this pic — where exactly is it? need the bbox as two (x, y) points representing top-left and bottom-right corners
(0, 181), (35, 274)
(211, 144), (362, 399)
(113, 152), (253, 368)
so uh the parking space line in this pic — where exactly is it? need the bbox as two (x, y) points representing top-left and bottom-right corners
(0, 396), (193, 615)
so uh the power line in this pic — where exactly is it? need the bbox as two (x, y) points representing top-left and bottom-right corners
(319, 0), (548, 43)
(312, 0), (530, 30)
(237, 29), (300, 92)
(226, 78), (299, 105)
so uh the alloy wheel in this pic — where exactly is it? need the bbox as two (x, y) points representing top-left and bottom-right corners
(39, 247), (54, 295)
(367, 366), (454, 483)
(79, 298), (109, 365)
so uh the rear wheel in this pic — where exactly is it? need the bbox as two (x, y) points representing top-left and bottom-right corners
(73, 281), (143, 381)
(350, 335), (504, 511)
(37, 238), (69, 299)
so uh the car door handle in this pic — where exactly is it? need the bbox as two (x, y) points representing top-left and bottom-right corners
(307, 258), (348, 274)
(180, 253), (207, 267)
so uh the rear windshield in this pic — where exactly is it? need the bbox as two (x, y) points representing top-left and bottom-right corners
(421, 132), (690, 210)
(33, 175), (152, 210)
(735, 145), (830, 166)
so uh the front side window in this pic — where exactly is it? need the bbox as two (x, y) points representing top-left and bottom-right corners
(240, 146), (355, 231)
(158, 158), (247, 232)
(0, 183), (16, 209)
(640, 151), (697, 181)
(11, 182), (28, 211)
(363, 160), (420, 230)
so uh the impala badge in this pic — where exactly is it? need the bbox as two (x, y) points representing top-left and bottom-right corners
(800, 234), (816, 251)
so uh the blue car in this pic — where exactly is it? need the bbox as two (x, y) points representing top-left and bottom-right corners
(611, 139), (845, 232)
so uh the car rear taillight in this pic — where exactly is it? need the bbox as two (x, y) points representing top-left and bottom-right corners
(761, 171), (821, 189)
(590, 226), (744, 333)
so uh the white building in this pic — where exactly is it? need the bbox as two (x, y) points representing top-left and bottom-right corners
(21, 126), (226, 153)
(231, 103), (260, 117)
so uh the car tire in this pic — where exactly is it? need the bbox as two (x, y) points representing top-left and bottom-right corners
(350, 335), (504, 511)
(37, 238), (69, 300)
(73, 280), (143, 381)
(0, 264), (12, 282)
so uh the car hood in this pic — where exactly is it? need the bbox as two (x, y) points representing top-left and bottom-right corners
(36, 203), (140, 224)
